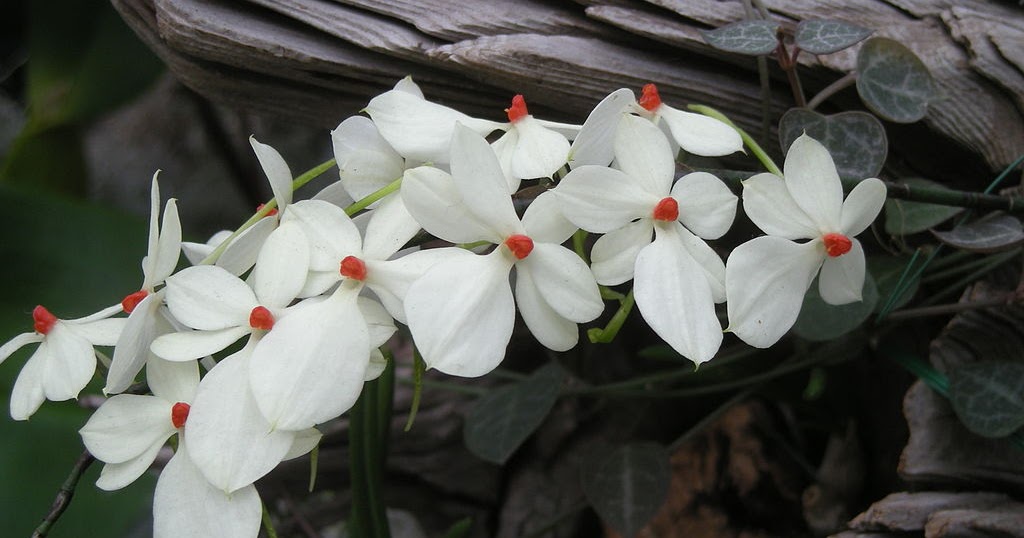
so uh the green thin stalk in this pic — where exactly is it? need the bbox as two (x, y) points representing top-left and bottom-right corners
(396, 377), (488, 396)
(349, 360), (393, 538)
(345, 177), (402, 216)
(588, 289), (634, 343)
(569, 346), (760, 395)
(404, 347), (425, 432)
(572, 229), (589, 264)
(200, 158), (336, 265)
(917, 249), (1021, 307)
(921, 251), (1008, 284)
(261, 502), (280, 538)
(687, 105), (782, 176)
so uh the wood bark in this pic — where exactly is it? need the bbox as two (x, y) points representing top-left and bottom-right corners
(110, 0), (1024, 180)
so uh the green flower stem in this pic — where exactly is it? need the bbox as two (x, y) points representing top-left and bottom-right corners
(349, 359), (393, 538)
(569, 346), (760, 395)
(599, 286), (625, 302)
(572, 229), (589, 264)
(404, 347), (425, 432)
(587, 289), (634, 344)
(200, 158), (337, 265)
(261, 502), (279, 538)
(806, 72), (857, 110)
(308, 445), (319, 493)
(31, 451), (95, 538)
(344, 177), (402, 216)
(688, 105), (782, 176)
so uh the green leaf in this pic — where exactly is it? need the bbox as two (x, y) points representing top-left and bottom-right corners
(701, 20), (780, 55)
(463, 362), (564, 464)
(949, 361), (1024, 438)
(779, 109), (887, 180)
(792, 273), (879, 341)
(441, 517), (473, 538)
(856, 37), (937, 123)
(795, 20), (873, 54)
(884, 178), (963, 235)
(581, 442), (671, 537)
(932, 214), (1024, 253)
(869, 255), (920, 312)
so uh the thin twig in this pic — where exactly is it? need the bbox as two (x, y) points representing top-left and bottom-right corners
(31, 451), (95, 538)
(806, 72), (857, 110)
(885, 296), (1015, 321)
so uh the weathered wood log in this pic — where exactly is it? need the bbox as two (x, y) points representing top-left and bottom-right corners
(111, 0), (1024, 178)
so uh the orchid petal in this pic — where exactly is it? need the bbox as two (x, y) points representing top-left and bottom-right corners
(741, 173), (820, 239)
(361, 193), (421, 261)
(590, 219), (653, 285)
(364, 349), (387, 381)
(491, 129), (522, 193)
(165, 266), (254, 330)
(147, 199), (182, 288)
(250, 136), (293, 210)
(365, 88), (503, 163)
(449, 124), (522, 237)
(332, 116), (405, 200)
(514, 265), (579, 351)
(217, 218), (277, 276)
(614, 114), (675, 196)
(506, 116), (570, 180)
(656, 104), (743, 156)
(181, 230), (232, 266)
(517, 244), (603, 323)
(522, 190), (577, 244)
(840, 178), (886, 237)
(672, 172), (737, 240)
(393, 76), (424, 97)
(312, 181), (356, 208)
(725, 237), (823, 348)
(568, 88), (634, 169)
(153, 448), (261, 538)
(357, 296), (397, 349)
(402, 166), (502, 244)
(634, 227), (723, 366)
(80, 394), (175, 464)
(674, 222), (728, 303)
(284, 200), (362, 272)
(365, 248), (472, 324)
(151, 327), (251, 362)
(555, 166), (659, 233)
(0, 332), (42, 365)
(405, 252), (514, 378)
(186, 351), (295, 493)
(146, 355), (199, 403)
(106, 292), (163, 394)
(252, 221), (309, 309)
(250, 286), (370, 430)
(144, 173), (162, 281)
(67, 318), (127, 347)
(95, 439), (166, 491)
(10, 347), (46, 420)
(783, 134), (844, 232)
(283, 428), (322, 460)
(819, 239), (866, 305)
(297, 270), (340, 299)
(43, 323), (96, 401)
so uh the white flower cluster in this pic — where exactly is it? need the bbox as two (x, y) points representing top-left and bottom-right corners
(0, 78), (886, 537)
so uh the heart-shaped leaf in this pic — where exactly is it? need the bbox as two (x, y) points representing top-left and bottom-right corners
(701, 20), (780, 55)
(463, 362), (564, 464)
(949, 361), (1024, 438)
(792, 273), (878, 342)
(779, 109), (887, 180)
(884, 178), (963, 235)
(932, 214), (1024, 253)
(856, 37), (937, 123)
(795, 20), (873, 55)
(582, 442), (671, 537)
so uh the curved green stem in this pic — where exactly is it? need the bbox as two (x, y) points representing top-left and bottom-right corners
(687, 105), (782, 176)
(344, 177), (402, 216)
(588, 289), (634, 344)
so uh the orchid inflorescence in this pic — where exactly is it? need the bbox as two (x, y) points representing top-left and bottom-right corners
(0, 77), (885, 537)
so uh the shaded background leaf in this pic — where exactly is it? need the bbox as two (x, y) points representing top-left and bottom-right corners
(856, 37), (937, 123)
(779, 109), (887, 180)
(701, 20), (779, 56)
(463, 362), (564, 464)
(948, 361), (1024, 438)
(793, 274), (879, 342)
(795, 20), (873, 55)
(884, 178), (963, 235)
(869, 255), (920, 312)
(933, 214), (1024, 253)
(581, 442), (671, 538)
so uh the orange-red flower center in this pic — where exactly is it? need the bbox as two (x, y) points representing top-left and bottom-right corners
(171, 402), (191, 429)
(639, 83), (662, 112)
(33, 305), (58, 335)
(822, 233), (853, 257)
(121, 290), (148, 314)
(249, 306), (275, 330)
(256, 203), (279, 217)
(504, 234), (534, 260)
(340, 256), (368, 281)
(652, 197), (679, 222)
(505, 94), (529, 123)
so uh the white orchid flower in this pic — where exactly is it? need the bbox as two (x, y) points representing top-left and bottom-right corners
(105, 173), (181, 394)
(402, 123), (603, 377)
(725, 134), (887, 348)
(490, 94), (575, 189)
(364, 77), (504, 164)
(555, 115), (737, 366)
(0, 304), (124, 420)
